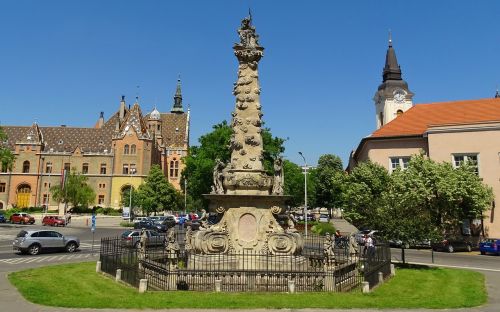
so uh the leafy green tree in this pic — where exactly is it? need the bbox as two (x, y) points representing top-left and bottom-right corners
(50, 170), (95, 209)
(342, 160), (390, 227)
(136, 165), (181, 215)
(315, 154), (346, 208)
(0, 127), (15, 171)
(182, 121), (285, 208)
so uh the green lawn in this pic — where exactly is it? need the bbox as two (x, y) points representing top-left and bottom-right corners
(8, 262), (486, 309)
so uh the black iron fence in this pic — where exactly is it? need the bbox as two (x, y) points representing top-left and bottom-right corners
(99, 233), (391, 292)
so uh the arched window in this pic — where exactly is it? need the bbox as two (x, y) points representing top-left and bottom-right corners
(396, 109), (404, 116)
(124, 144), (129, 155)
(170, 159), (179, 178)
(22, 161), (30, 173)
(130, 144), (136, 154)
(45, 162), (52, 173)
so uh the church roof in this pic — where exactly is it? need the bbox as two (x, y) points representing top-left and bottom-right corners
(371, 98), (500, 138)
(159, 112), (188, 148)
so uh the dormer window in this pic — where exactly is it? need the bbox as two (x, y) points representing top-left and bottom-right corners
(58, 139), (64, 145)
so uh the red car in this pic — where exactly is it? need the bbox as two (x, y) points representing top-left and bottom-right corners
(10, 213), (35, 224)
(42, 216), (66, 227)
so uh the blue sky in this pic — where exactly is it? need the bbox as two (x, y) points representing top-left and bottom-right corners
(1, 1), (499, 166)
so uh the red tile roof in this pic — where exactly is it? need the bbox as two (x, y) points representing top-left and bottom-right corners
(371, 98), (500, 137)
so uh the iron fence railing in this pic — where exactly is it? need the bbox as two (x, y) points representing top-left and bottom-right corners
(99, 232), (391, 292)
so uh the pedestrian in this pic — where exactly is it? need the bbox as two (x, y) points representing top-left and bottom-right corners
(364, 234), (375, 260)
(178, 215), (185, 229)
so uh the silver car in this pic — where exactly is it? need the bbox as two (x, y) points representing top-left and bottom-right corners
(12, 229), (80, 255)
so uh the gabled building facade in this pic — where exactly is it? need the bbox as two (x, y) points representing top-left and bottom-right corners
(350, 38), (500, 237)
(0, 81), (189, 210)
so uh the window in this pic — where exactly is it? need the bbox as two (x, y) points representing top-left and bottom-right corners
(124, 144), (129, 155)
(45, 162), (52, 173)
(390, 157), (410, 172)
(130, 144), (136, 154)
(170, 159), (179, 178)
(99, 183), (106, 189)
(64, 163), (70, 171)
(0, 183), (5, 193)
(396, 109), (404, 116)
(43, 182), (51, 189)
(98, 195), (105, 205)
(22, 161), (30, 173)
(453, 154), (479, 175)
(122, 164), (129, 174)
(100, 163), (107, 175)
(130, 164), (137, 174)
(82, 163), (89, 174)
(157, 125), (161, 131)
(42, 194), (49, 206)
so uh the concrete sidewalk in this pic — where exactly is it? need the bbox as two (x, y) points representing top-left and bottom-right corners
(0, 262), (499, 312)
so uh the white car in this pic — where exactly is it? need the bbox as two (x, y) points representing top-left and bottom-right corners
(319, 214), (329, 223)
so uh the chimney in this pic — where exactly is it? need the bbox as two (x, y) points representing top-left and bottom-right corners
(96, 111), (105, 129)
(119, 95), (126, 122)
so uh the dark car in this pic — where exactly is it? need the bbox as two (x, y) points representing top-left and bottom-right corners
(121, 229), (165, 248)
(479, 238), (500, 256)
(184, 220), (201, 230)
(133, 220), (168, 233)
(0, 214), (6, 223)
(432, 237), (473, 253)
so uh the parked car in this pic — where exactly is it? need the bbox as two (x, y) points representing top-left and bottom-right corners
(479, 238), (500, 256)
(355, 230), (378, 245)
(134, 220), (168, 233)
(10, 213), (35, 224)
(12, 229), (79, 255)
(432, 237), (473, 253)
(159, 215), (176, 228)
(0, 213), (6, 223)
(318, 214), (329, 223)
(132, 216), (148, 224)
(121, 229), (165, 248)
(42, 216), (66, 227)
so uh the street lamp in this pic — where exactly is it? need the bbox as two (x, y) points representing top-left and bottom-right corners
(129, 168), (136, 220)
(298, 152), (308, 237)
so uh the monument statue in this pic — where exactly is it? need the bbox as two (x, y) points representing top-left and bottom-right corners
(187, 14), (304, 266)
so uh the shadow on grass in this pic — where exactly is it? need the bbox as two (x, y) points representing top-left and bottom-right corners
(394, 263), (437, 270)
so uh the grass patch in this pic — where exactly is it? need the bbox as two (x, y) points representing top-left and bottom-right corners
(9, 262), (486, 309)
(119, 221), (134, 227)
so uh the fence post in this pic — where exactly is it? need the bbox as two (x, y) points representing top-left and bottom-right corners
(362, 281), (370, 293)
(287, 279), (295, 293)
(390, 263), (395, 276)
(215, 279), (222, 292)
(115, 269), (122, 282)
(378, 271), (384, 284)
(139, 278), (148, 293)
(96, 260), (101, 273)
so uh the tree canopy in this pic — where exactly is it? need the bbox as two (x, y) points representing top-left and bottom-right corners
(135, 164), (182, 215)
(0, 127), (15, 172)
(50, 170), (96, 208)
(315, 154), (345, 209)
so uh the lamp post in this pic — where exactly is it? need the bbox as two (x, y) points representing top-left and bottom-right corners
(129, 168), (136, 220)
(184, 178), (187, 215)
(298, 152), (308, 237)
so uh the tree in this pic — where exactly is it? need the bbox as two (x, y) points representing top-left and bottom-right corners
(182, 121), (285, 208)
(50, 170), (95, 209)
(315, 154), (345, 208)
(342, 161), (390, 227)
(136, 165), (181, 215)
(0, 127), (15, 171)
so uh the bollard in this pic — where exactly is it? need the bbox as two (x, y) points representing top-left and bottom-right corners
(362, 281), (370, 293)
(215, 279), (222, 292)
(96, 261), (101, 273)
(115, 269), (122, 282)
(390, 263), (395, 276)
(287, 279), (295, 293)
(378, 272), (384, 284)
(139, 279), (148, 293)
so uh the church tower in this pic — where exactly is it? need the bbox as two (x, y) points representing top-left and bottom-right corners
(373, 34), (414, 129)
(171, 78), (184, 113)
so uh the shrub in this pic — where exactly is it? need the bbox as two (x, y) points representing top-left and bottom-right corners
(311, 222), (336, 236)
(120, 221), (134, 227)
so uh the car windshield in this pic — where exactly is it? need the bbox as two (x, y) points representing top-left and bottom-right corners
(121, 231), (132, 237)
(485, 238), (498, 243)
(16, 230), (28, 238)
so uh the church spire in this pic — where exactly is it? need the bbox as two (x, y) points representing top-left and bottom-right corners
(171, 77), (184, 113)
(382, 31), (402, 82)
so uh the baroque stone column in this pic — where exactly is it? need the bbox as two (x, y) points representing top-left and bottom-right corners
(222, 16), (271, 196)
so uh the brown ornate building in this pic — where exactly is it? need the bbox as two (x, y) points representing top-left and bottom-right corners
(0, 80), (189, 210)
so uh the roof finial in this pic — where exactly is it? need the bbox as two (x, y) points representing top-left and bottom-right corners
(388, 29), (392, 47)
(249, 7), (252, 22)
(495, 86), (500, 98)
(172, 76), (184, 113)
